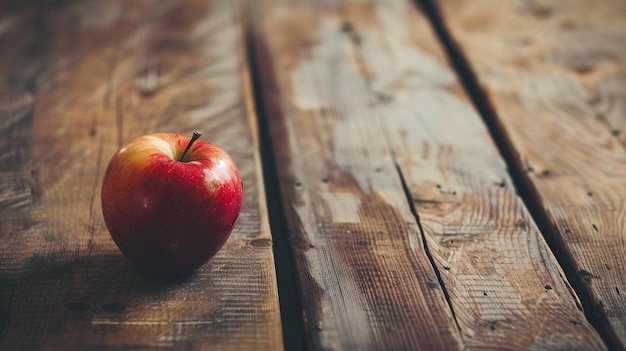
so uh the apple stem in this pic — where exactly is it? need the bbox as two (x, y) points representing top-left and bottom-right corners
(179, 130), (202, 162)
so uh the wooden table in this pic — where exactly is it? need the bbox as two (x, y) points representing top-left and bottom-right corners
(0, 0), (624, 350)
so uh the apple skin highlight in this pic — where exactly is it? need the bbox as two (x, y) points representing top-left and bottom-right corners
(101, 133), (243, 275)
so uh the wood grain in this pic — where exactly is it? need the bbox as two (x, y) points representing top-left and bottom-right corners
(340, 1), (606, 349)
(249, 1), (464, 350)
(434, 0), (626, 348)
(251, 0), (605, 349)
(0, 1), (282, 350)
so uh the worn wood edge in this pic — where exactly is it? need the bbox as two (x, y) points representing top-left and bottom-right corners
(239, 3), (310, 350)
(235, 2), (285, 349)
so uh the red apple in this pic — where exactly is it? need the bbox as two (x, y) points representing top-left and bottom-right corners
(101, 131), (243, 275)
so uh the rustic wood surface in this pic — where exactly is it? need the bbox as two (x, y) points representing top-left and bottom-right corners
(249, 0), (606, 349)
(433, 0), (626, 349)
(0, 0), (282, 350)
(350, 1), (605, 349)
(0, 0), (623, 349)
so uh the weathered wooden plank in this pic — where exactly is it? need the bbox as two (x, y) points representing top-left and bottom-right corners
(0, 1), (282, 350)
(249, 1), (464, 350)
(433, 0), (626, 348)
(336, 0), (605, 349)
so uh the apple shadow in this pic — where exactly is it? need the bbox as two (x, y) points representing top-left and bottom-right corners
(0, 250), (219, 348)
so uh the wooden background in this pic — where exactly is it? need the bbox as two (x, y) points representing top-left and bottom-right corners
(0, 0), (624, 350)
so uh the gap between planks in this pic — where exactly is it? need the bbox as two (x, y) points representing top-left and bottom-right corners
(241, 3), (308, 351)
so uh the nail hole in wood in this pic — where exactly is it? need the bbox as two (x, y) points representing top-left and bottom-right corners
(528, 5), (553, 18)
(376, 92), (393, 102)
(340, 22), (353, 33)
(573, 64), (594, 74)
(427, 281), (439, 289)
(250, 238), (272, 247)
